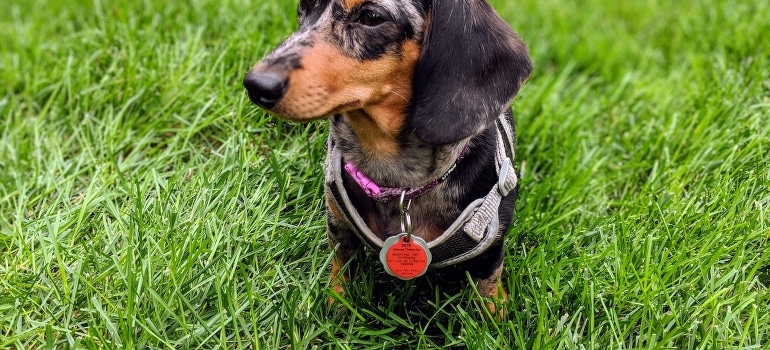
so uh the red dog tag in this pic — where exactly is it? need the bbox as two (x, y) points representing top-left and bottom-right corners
(379, 234), (432, 280)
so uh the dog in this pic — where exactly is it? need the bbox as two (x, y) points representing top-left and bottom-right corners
(243, 0), (532, 314)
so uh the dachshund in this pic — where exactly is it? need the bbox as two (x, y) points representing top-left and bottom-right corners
(243, 0), (532, 314)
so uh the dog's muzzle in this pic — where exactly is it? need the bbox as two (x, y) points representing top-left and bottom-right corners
(243, 70), (288, 109)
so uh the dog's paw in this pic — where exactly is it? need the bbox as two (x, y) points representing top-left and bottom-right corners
(327, 284), (346, 307)
(483, 288), (509, 321)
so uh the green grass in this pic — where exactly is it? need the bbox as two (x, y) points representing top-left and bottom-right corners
(1, 0), (769, 348)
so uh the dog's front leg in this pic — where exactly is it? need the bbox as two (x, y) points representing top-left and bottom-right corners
(325, 194), (360, 304)
(474, 262), (508, 317)
(327, 227), (356, 297)
(466, 241), (509, 318)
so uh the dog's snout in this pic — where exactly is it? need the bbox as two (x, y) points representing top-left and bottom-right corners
(243, 70), (288, 109)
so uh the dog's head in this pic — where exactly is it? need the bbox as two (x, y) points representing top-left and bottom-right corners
(244, 0), (532, 145)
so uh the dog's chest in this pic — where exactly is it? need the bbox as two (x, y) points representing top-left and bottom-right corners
(364, 187), (463, 242)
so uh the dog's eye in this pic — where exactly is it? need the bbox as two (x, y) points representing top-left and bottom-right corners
(356, 10), (386, 27)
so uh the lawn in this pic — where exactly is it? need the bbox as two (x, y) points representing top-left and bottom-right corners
(1, 0), (769, 348)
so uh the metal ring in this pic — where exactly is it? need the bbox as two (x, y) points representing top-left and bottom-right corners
(403, 212), (412, 239)
(399, 190), (413, 239)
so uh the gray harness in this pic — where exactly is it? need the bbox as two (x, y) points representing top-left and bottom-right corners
(324, 114), (518, 267)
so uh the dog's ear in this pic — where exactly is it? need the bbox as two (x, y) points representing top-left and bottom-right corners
(411, 0), (532, 145)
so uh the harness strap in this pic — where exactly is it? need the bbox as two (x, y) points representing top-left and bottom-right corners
(324, 112), (518, 267)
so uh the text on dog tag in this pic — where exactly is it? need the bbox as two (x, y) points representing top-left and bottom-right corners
(379, 233), (431, 280)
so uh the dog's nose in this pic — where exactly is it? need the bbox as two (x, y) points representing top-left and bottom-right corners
(243, 70), (288, 109)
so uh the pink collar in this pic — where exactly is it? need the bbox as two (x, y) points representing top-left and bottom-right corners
(343, 143), (469, 202)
